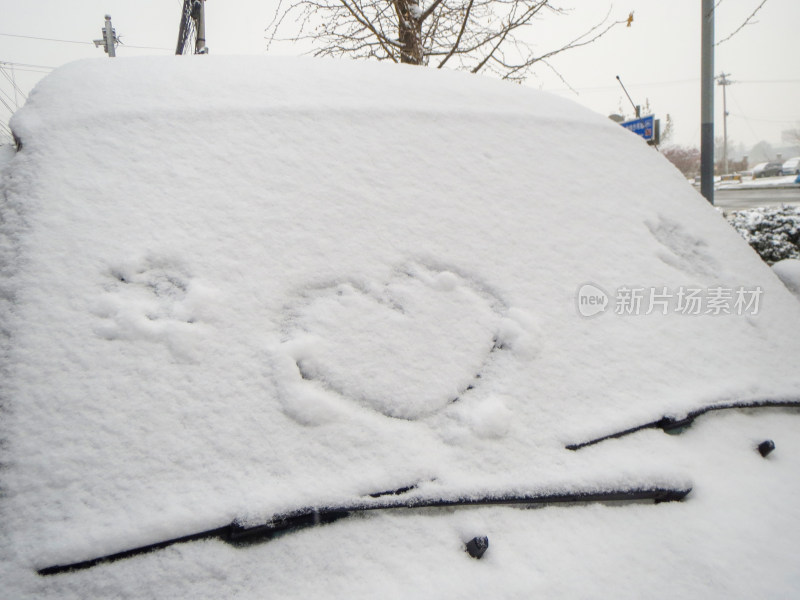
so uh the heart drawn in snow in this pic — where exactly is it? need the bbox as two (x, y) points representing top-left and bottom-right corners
(284, 265), (507, 420)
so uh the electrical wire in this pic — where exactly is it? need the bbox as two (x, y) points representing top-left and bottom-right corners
(545, 76), (799, 97)
(117, 40), (172, 51)
(737, 79), (800, 84)
(0, 32), (170, 52)
(0, 66), (53, 75)
(0, 61), (54, 71)
(546, 78), (698, 94)
(0, 90), (16, 116)
(728, 113), (798, 124)
(0, 32), (93, 45)
(728, 87), (763, 144)
(728, 86), (796, 125)
(0, 82), (18, 110)
(0, 66), (27, 102)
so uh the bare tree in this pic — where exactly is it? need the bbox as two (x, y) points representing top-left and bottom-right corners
(662, 145), (701, 178)
(267, 1), (629, 82)
(782, 127), (800, 147)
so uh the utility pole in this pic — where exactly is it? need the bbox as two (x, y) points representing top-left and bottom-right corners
(93, 15), (117, 57)
(700, 0), (714, 204)
(176, 0), (208, 55)
(193, 0), (207, 54)
(717, 73), (732, 175)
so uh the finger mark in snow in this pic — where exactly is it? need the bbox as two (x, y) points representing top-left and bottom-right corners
(276, 264), (538, 422)
(646, 215), (720, 278)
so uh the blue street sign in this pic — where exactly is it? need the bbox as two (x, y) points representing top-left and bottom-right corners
(621, 115), (655, 141)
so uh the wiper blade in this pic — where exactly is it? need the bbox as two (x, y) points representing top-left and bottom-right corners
(37, 486), (690, 576)
(567, 399), (800, 451)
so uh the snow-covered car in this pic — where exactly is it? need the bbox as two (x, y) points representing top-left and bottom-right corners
(781, 156), (800, 176)
(753, 160), (784, 178)
(2, 57), (800, 599)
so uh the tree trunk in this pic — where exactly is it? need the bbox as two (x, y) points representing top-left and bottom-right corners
(395, 0), (423, 64)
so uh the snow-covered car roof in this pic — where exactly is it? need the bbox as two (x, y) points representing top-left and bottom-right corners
(2, 56), (799, 598)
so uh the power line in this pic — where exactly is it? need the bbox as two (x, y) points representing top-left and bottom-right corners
(0, 66), (53, 75)
(0, 66), (27, 102)
(0, 91), (16, 113)
(0, 32), (93, 45)
(0, 89), (16, 116)
(545, 76), (799, 95)
(728, 88), (763, 144)
(118, 41), (172, 51)
(0, 72), (15, 106)
(0, 31), (170, 51)
(0, 61), (54, 71)
(546, 78), (699, 94)
(728, 113), (798, 124)
(737, 79), (800, 84)
(726, 87), (797, 126)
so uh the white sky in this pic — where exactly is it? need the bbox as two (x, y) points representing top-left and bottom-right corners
(0, 0), (798, 154)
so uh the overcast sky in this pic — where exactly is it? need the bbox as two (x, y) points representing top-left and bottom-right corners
(1, 0), (798, 155)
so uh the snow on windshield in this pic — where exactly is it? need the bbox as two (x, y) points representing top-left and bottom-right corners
(2, 57), (800, 592)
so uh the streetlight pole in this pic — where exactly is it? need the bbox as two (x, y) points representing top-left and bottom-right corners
(616, 75), (640, 118)
(700, 0), (714, 204)
(718, 73), (732, 175)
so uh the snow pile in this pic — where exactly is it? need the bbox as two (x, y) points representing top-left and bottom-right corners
(772, 259), (800, 300)
(2, 56), (800, 597)
(727, 205), (800, 264)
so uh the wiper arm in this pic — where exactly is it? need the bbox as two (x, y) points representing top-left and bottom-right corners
(567, 399), (800, 451)
(38, 486), (690, 576)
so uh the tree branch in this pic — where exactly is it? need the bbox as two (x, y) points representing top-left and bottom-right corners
(420, 0), (447, 22)
(339, 0), (401, 59)
(438, 0), (474, 68)
(716, 0), (768, 46)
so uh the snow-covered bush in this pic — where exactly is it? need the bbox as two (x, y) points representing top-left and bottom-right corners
(726, 205), (800, 264)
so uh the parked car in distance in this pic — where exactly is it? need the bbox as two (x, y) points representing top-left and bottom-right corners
(781, 157), (800, 176)
(753, 161), (784, 178)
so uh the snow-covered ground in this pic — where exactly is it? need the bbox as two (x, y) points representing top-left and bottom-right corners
(690, 174), (799, 191)
(1, 56), (799, 598)
(717, 174), (799, 190)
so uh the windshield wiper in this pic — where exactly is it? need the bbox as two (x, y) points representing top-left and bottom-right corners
(567, 399), (800, 451)
(37, 486), (690, 576)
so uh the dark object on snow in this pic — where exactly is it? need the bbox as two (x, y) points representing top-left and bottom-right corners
(465, 536), (489, 559)
(37, 487), (689, 576)
(567, 399), (800, 450)
(758, 440), (776, 457)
